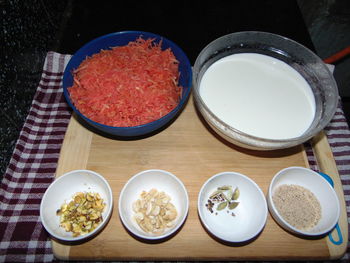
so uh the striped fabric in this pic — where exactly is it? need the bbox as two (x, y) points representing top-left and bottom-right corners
(0, 52), (71, 263)
(325, 107), (350, 209)
(0, 52), (349, 262)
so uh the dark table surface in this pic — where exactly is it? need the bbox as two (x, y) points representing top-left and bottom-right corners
(1, 0), (314, 178)
(58, 0), (315, 63)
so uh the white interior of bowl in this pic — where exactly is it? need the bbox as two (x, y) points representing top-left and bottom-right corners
(198, 172), (267, 242)
(40, 170), (113, 241)
(118, 169), (189, 240)
(268, 166), (340, 236)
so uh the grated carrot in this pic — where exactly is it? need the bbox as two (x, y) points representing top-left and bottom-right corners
(68, 37), (183, 127)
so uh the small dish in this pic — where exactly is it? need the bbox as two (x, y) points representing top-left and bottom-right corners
(118, 169), (189, 240)
(40, 170), (113, 242)
(267, 166), (340, 236)
(198, 171), (268, 243)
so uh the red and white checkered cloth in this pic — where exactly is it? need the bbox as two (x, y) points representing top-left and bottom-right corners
(0, 52), (349, 262)
(0, 52), (71, 262)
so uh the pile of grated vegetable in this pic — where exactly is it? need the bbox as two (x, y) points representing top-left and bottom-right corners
(68, 37), (183, 127)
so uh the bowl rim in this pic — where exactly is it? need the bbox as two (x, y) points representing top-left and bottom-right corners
(267, 166), (340, 236)
(197, 171), (268, 243)
(193, 31), (338, 148)
(40, 169), (113, 241)
(62, 30), (192, 132)
(118, 169), (189, 240)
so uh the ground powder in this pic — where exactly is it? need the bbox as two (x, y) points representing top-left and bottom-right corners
(272, 184), (322, 230)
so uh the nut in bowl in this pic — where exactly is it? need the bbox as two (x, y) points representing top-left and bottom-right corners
(198, 171), (268, 243)
(267, 166), (340, 236)
(62, 31), (192, 138)
(40, 170), (113, 242)
(118, 169), (189, 240)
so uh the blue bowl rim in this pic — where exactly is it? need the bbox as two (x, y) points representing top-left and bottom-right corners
(63, 30), (192, 132)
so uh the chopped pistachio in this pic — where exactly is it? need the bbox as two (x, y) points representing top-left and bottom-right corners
(57, 192), (106, 237)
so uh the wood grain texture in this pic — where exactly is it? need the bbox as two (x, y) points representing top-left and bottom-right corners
(312, 131), (348, 259)
(52, 97), (344, 261)
(55, 116), (92, 175)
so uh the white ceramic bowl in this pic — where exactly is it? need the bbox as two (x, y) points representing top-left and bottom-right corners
(118, 169), (189, 240)
(198, 171), (268, 243)
(40, 170), (113, 242)
(267, 166), (340, 236)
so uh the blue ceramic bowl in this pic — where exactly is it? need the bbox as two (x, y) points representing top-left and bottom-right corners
(63, 31), (192, 137)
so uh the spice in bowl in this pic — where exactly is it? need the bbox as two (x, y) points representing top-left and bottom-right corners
(132, 188), (178, 235)
(272, 184), (322, 231)
(205, 185), (240, 216)
(56, 192), (106, 237)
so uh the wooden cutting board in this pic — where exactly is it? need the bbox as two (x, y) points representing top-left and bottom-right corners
(52, 96), (348, 261)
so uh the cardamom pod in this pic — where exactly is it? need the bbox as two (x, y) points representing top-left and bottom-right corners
(225, 189), (233, 201)
(209, 190), (223, 199)
(217, 185), (232, 191)
(217, 201), (228, 211)
(232, 187), (240, 200)
(228, 201), (239, 210)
